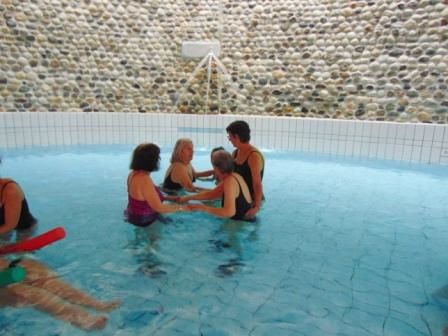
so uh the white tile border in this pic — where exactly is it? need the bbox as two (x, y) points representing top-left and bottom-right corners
(0, 112), (447, 165)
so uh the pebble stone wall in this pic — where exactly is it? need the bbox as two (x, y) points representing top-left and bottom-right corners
(1, 0), (448, 123)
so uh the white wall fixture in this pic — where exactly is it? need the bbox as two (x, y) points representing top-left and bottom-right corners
(181, 41), (221, 58)
(176, 50), (240, 114)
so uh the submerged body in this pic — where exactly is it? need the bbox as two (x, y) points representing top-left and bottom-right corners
(0, 257), (119, 331)
(2, 145), (447, 335)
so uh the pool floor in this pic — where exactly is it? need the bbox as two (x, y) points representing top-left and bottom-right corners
(0, 145), (447, 335)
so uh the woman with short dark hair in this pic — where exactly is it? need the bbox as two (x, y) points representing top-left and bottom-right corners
(129, 142), (161, 172)
(226, 120), (264, 219)
(177, 150), (252, 221)
(125, 143), (189, 227)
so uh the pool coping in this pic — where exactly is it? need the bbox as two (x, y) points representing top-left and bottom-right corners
(0, 112), (447, 165)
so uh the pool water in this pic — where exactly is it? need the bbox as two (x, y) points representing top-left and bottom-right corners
(0, 145), (447, 336)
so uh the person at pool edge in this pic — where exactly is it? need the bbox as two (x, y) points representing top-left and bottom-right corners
(226, 121), (264, 218)
(0, 257), (119, 331)
(125, 143), (190, 227)
(177, 150), (253, 221)
(162, 138), (214, 193)
(0, 159), (38, 243)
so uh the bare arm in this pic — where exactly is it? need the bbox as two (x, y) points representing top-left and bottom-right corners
(193, 169), (214, 178)
(163, 195), (179, 202)
(171, 164), (200, 192)
(0, 184), (23, 234)
(247, 152), (263, 212)
(189, 179), (236, 218)
(179, 183), (224, 203)
(141, 175), (185, 214)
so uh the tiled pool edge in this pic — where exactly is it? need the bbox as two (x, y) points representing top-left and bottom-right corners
(0, 112), (447, 165)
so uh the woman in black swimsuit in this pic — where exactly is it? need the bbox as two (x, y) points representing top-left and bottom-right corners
(177, 150), (252, 220)
(0, 177), (37, 242)
(162, 138), (213, 192)
(226, 120), (264, 219)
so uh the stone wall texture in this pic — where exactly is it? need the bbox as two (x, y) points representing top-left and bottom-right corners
(1, 0), (447, 123)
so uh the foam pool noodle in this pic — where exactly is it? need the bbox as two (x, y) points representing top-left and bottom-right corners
(0, 227), (66, 255)
(0, 267), (26, 287)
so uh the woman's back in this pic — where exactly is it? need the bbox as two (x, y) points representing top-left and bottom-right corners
(224, 173), (252, 220)
(125, 172), (161, 226)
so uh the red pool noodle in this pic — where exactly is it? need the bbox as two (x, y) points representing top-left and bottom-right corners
(0, 227), (66, 255)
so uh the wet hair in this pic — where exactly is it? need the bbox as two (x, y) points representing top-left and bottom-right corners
(211, 150), (234, 174)
(210, 146), (225, 157)
(226, 120), (251, 143)
(170, 138), (193, 163)
(130, 143), (160, 172)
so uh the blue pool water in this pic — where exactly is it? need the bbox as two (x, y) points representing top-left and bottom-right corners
(0, 145), (447, 335)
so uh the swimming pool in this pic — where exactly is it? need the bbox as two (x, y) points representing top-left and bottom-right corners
(1, 145), (447, 335)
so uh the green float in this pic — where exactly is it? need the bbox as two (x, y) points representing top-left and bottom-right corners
(0, 267), (26, 287)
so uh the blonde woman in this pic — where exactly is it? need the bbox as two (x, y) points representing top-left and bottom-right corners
(163, 139), (213, 192)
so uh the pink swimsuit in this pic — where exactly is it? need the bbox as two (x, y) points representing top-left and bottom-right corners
(124, 185), (164, 227)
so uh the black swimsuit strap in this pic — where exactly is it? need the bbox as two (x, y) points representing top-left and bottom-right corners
(167, 164), (193, 183)
(8, 258), (22, 269)
(165, 165), (174, 179)
(247, 150), (265, 164)
(231, 174), (242, 189)
(234, 150), (262, 164)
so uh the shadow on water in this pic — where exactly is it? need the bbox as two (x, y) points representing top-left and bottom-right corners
(125, 220), (171, 279)
(211, 218), (260, 278)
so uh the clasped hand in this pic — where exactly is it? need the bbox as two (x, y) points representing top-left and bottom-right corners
(186, 204), (205, 211)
